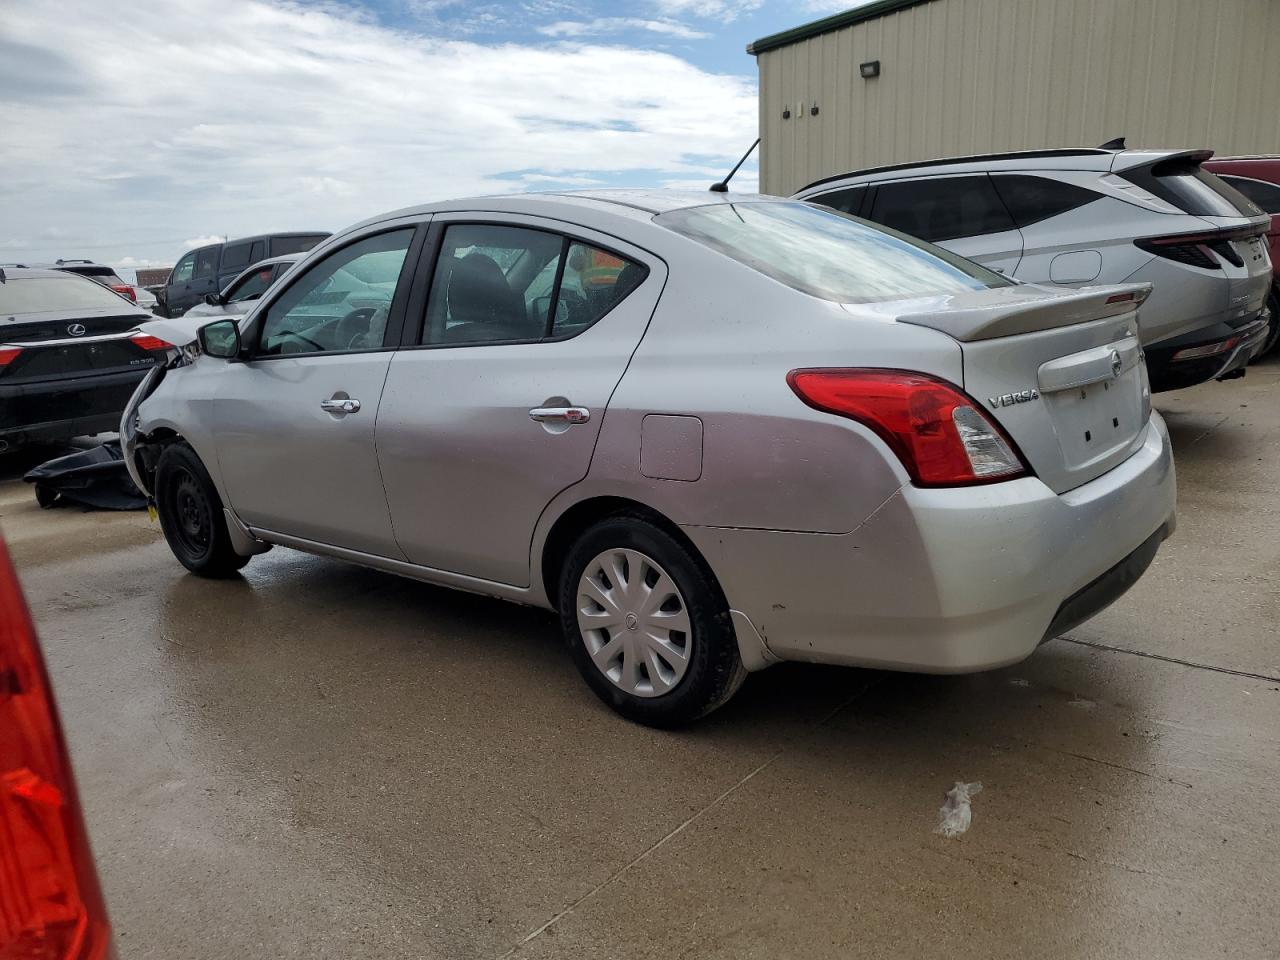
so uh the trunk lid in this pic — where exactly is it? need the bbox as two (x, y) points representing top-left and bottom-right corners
(884, 283), (1152, 493)
(0, 306), (151, 344)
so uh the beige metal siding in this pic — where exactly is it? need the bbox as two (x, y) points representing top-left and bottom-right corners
(758, 0), (1280, 195)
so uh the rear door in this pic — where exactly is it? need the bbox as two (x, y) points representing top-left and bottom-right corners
(210, 225), (424, 557)
(190, 245), (222, 309)
(376, 215), (664, 586)
(867, 174), (1024, 274)
(164, 251), (197, 316)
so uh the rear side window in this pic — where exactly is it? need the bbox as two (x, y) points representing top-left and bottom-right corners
(811, 186), (867, 216)
(1218, 175), (1280, 215)
(1123, 160), (1264, 217)
(869, 176), (1014, 242)
(249, 240), (267, 262)
(0, 276), (136, 314)
(423, 225), (646, 345)
(270, 234), (327, 256)
(221, 243), (251, 271)
(656, 201), (1011, 303)
(992, 175), (1100, 227)
(195, 246), (219, 278)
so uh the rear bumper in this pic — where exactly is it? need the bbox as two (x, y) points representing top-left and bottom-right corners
(684, 415), (1176, 674)
(1146, 313), (1269, 391)
(0, 368), (151, 445)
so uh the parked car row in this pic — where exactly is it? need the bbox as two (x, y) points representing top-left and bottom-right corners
(157, 231), (328, 317)
(793, 144), (1276, 391)
(121, 189), (1177, 726)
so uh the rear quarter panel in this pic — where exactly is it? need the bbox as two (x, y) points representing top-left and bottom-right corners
(578, 243), (964, 535)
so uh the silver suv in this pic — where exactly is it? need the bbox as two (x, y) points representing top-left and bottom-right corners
(793, 146), (1273, 391)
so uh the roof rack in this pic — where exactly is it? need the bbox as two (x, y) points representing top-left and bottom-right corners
(54, 258), (96, 265)
(798, 148), (1113, 192)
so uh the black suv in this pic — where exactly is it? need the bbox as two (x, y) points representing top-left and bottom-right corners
(159, 231), (329, 317)
(0, 267), (168, 452)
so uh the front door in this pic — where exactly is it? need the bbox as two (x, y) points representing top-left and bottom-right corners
(376, 217), (665, 586)
(212, 226), (421, 557)
(164, 250), (197, 316)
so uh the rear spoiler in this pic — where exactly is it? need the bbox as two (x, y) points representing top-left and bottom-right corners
(895, 283), (1152, 343)
(1108, 148), (1213, 174)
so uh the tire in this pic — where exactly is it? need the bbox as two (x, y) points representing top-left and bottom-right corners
(34, 484), (58, 509)
(558, 515), (746, 727)
(154, 442), (250, 578)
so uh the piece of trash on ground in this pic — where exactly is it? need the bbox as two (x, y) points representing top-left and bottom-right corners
(936, 781), (983, 838)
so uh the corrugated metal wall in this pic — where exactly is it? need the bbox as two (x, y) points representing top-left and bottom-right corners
(757, 0), (1280, 195)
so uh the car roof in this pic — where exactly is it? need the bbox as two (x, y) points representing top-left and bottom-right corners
(334, 189), (791, 241)
(794, 147), (1210, 193)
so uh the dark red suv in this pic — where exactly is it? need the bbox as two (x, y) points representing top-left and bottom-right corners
(1203, 156), (1280, 356)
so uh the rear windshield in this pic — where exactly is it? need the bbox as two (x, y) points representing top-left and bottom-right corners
(1125, 161), (1265, 218)
(271, 234), (328, 256)
(0, 275), (133, 315)
(655, 201), (1011, 303)
(58, 265), (118, 279)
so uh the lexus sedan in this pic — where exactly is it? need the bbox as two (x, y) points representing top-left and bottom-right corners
(121, 191), (1176, 725)
(1, 266), (170, 452)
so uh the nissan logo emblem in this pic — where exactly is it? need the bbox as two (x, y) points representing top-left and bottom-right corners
(1110, 350), (1123, 378)
(67, 323), (87, 337)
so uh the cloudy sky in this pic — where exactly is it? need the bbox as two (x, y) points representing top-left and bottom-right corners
(0, 0), (855, 274)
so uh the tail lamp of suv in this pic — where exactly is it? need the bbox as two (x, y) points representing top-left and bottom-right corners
(107, 285), (136, 304)
(787, 368), (1029, 487)
(0, 539), (113, 960)
(1135, 225), (1266, 270)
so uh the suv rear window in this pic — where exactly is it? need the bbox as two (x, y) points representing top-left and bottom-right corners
(0, 276), (136, 314)
(1124, 160), (1264, 218)
(656, 201), (1011, 303)
(992, 175), (1100, 228)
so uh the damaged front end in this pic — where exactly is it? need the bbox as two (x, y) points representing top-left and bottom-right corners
(119, 315), (215, 500)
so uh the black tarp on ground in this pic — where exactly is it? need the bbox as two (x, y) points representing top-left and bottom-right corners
(23, 441), (147, 510)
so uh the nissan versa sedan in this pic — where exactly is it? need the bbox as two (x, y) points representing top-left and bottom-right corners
(121, 191), (1176, 726)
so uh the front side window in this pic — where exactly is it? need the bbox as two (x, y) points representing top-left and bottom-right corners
(258, 229), (413, 355)
(171, 253), (195, 284)
(869, 176), (1015, 242)
(656, 201), (1010, 303)
(195, 246), (219, 279)
(226, 265), (277, 303)
(1219, 175), (1280, 215)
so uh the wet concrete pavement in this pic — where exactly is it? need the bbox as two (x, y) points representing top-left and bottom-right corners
(2, 364), (1278, 959)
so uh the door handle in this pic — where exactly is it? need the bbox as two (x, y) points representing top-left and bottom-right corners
(321, 397), (361, 414)
(529, 405), (590, 424)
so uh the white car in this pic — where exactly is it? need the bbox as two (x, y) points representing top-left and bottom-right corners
(122, 191), (1175, 725)
(793, 145), (1273, 391)
(183, 254), (300, 319)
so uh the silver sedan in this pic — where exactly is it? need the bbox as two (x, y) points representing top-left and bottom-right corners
(122, 191), (1176, 725)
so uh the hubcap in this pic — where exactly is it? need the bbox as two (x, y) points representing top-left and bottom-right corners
(577, 548), (692, 698)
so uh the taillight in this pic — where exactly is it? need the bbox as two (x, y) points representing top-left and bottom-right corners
(787, 368), (1029, 487)
(128, 333), (172, 353)
(0, 347), (21, 367)
(108, 285), (136, 304)
(0, 539), (113, 960)
(1135, 225), (1265, 270)
(1172, 336), (1239, 362)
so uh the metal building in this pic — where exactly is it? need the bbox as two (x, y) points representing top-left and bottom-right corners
(749, 0), (1280, 196)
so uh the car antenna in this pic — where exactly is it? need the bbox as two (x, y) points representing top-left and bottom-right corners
(711, 138), (761, 193)
(1098, 136), (1126, 150)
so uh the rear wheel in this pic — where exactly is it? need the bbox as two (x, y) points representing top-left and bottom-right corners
(558, 515), (746, 727)
(155, 442), (250, 577)
(1259, 288), (1280, 359)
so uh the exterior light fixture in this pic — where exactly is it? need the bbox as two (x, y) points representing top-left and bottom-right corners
(860, 60), (880, 78)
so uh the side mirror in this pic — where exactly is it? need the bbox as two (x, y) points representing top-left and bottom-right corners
(204, 292), (222, 306)
(198, 319), (241, 359)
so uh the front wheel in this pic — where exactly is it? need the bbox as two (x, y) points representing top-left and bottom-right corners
(558, 516), (746, 727)
(155, 442), (250, 578)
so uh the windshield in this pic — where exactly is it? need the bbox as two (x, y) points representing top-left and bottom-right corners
(0, 275), (135, 314)
(655, 201), (1011, 302)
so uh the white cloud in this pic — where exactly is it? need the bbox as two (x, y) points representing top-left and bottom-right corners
(538, 17), (709, 39)
(0, 0), (757, 265)
(649, 0), (765, 21)
(183, 235), (226, 249)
